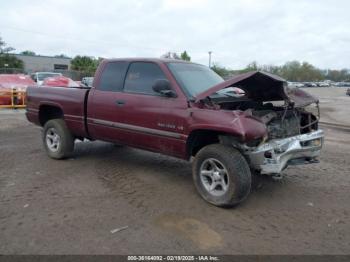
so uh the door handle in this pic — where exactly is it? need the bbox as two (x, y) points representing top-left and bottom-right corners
(115, 100), (125, 106)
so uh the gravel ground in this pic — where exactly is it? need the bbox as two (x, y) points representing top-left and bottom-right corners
(0, 88), (349, 255)
(302, 87), (350, 125)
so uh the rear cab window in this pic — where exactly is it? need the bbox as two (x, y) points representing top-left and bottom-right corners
(98, 61), (129, 92)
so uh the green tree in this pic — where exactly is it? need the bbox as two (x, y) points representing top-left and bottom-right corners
(161, 52), (181, 59)
(302, 62), (323, 81)
(326, 69), (350, 82)
(259, 64), (281, 75)
(71, 55), (99, 75)
(246, 61), (258, 71)
(0, 37), (14, 54)
(210, 59), (350, 82)
(279, 61), (302, 81)
(55, 54), (70, 58)
(20, 50), (36, 56)
(277, 61), (324, 82)
(237, 61), (259, 74)
(180, 51), (191, 61)
(239, 61), (282, 75)
(211, 63), (233, 78)
(0, 36), (23, 70)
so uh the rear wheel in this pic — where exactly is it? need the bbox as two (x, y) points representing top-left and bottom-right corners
(193, 144), (251, 207)
(43, 119), (74, 159)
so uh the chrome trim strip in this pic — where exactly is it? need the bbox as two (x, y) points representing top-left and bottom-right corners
(90, 118), (183, 139)
(65, 114), (84, 120)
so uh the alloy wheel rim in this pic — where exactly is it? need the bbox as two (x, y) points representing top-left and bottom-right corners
(199, 158), (229, 196)
(46, 128), (60, 152)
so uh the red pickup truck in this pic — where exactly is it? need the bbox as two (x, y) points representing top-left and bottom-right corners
(26, 58), (324, 207)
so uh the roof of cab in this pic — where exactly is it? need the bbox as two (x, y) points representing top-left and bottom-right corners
(102, 57), (194, 64)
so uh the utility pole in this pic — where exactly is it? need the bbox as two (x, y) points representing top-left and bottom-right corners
(208, 51), (212, 68)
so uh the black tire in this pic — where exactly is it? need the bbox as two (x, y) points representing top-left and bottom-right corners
(42, 119), (75, 159)
(192, 144), (251, 207)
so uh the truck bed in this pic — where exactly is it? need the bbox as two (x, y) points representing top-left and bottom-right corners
(26, 86), (90, 138)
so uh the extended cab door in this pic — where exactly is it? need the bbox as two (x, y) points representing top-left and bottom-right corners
(87, 61), (130, 142)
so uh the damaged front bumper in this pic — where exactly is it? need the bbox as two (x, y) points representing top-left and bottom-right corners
(247, 130), (324, 175)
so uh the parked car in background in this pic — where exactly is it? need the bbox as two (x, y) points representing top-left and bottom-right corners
(295, 82), (305, 88)
(81, 77), (94, 87)
(26, 58), (324, 207)
(287, 82), (303, 88)
(42, 76), (80, 88)
(289, 82), (305, 88)
(304, 82), (317, 87)
(317, 82), (330, 87)
(30, 72), (62, 85)
(335, 82), (350, 87)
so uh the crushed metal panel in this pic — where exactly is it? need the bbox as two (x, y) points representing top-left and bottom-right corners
(286, 87), (319, 107)
(195, 71), (286, 102)
(195, 71), (318, 107)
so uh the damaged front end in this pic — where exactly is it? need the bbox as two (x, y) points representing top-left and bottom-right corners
(198, 71), (324, 176)
(246, 102), (323, 175)
(247, 130), (323, 175)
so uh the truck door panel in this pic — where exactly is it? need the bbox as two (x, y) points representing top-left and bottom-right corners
(87, 61), (129, 142)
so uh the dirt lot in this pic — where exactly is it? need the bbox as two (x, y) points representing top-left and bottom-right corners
(303, 87), (350, 125)
(0, 88), (349, 255)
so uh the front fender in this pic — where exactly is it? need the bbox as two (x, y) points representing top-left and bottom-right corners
(188, 109), (267, 142)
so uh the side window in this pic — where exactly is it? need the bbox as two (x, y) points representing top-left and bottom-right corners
(98, 62), (128, 92)
(124, 62), (167, 95)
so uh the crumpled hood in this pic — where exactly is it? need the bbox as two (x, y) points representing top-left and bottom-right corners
(195, 71), (318, 107)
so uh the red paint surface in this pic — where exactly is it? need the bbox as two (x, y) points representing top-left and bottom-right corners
(0, 74), (35, 105)
(42, 76), (80, 88)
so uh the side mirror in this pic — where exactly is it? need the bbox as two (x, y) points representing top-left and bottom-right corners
(152, 79), (177, 98)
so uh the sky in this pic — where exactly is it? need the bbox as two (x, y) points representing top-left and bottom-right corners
(0, 0), (349, 69)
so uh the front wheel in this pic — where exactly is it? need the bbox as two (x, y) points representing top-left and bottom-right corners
(43, 119), (75, 159)
(192, 144), (251, 207)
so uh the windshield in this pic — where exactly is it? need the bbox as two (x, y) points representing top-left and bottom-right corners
(167, 62), (224, 97)
(37, 73), (61, 81)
